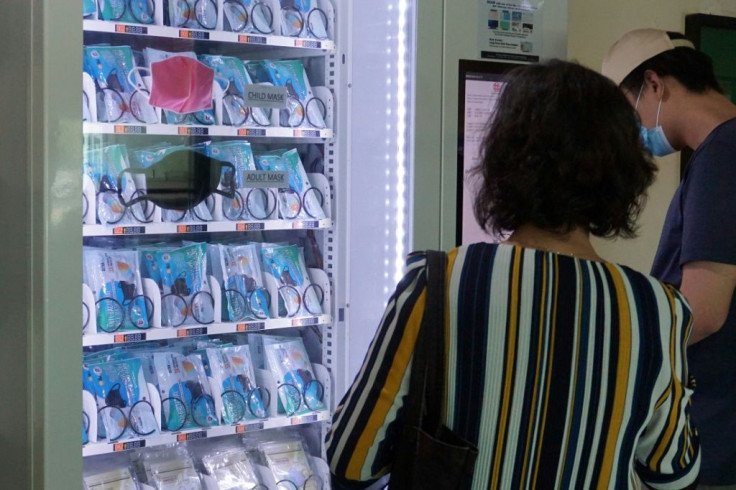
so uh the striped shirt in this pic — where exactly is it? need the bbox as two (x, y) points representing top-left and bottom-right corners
(327, 243), (700, 489)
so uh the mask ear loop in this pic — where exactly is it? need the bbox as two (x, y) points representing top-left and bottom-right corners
(126, 67), (159, 124)
(655, 81), (667, 128)
(116, 168), (150, 208)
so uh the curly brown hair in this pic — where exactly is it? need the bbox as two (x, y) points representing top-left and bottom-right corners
(473, 60), (657, 238)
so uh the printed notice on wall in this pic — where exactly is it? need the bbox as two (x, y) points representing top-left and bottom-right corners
(460, 71), (506, 245)
(478, 0), (544, 62)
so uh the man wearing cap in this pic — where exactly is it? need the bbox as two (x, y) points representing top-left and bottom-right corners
(603, 28), (736, 488)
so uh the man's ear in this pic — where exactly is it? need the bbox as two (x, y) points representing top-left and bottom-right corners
(643, 69), (665, 98)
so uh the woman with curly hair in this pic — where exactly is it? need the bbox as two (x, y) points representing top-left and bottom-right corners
(328, 60), (700, 490)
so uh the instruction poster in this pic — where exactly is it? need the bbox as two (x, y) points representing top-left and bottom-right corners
(478, 0), (544, 62)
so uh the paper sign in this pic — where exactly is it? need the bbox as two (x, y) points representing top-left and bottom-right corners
(478, 0), (544, 62)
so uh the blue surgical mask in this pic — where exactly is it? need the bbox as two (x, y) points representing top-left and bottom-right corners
(635, 83), (676, 157)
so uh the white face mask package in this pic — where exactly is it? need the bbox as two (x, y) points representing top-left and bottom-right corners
(261, 244), (322, 318)
(140, 445), (203, 490)
(260, 437), (322, 490)
(206, 345), (268, 424)
(83, 466), (140, 490)
(201, 448), (264, 490)
(84, 248), (152, 333)
(261, 335), (325, 417)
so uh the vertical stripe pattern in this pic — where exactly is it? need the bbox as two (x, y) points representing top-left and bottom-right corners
(327, 243), (700, 489)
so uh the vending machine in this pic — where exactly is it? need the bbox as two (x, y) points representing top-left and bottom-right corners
(0, 0), (417, 488)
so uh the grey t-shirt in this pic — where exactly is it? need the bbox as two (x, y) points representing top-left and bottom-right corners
(651, 117), (736, 485)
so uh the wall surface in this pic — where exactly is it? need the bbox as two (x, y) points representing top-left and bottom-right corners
(412, 0), (569, 252)
(568, 0), (736, 273)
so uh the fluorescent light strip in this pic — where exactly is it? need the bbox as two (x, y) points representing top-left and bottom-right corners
(394, 0), (408, 285)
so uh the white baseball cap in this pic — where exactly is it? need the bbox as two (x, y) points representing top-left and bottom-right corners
(602, 28), (695, 86)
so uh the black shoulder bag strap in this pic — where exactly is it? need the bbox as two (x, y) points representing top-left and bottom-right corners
(406, 249), (447, 434)
(391, 250), (478, 490)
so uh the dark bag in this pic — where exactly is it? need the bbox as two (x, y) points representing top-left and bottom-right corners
(389, 251), (478, 489)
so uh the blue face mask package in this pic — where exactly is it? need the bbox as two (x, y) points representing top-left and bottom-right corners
(261, 60), (325, 129)
(83, 0), (97, 18)
(88, 358), (158, 441)
(84, 144), (152, 225)
(131, 144), (214, 222)
(143, 47), (216, 126)
(153, 352), (218, 431)
(157, 243), (214, 327)
(84, 248), (152, 332)
(84, 45), (157, 124)
(280, 0), (329, 40)
(139, 245), (169, 292)
(261, 244), (322, 317)
(222, 0), (275, 34)
(197, 140), (270, 221)
(261, 335), (325, 416)
(97, 0), (156, 24)
(197, 55), (253, 127)
(168, 0), (218, 30)
(206, 345), (267, 424)
(214, 243), (270, 321)
(255, 149), (325, 220)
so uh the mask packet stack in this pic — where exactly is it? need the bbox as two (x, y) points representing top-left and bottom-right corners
(261, 335), (325, 416)
(84, 248), (151, 332)
(261, 244), (322, 317)
(157, 243), (214, 327)
(206, 345), (268, 424)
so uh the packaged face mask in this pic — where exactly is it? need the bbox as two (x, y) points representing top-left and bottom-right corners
(206, 345), (267, 424)
(261, 244), (322, 317)
(83, 467), (139, 490)
(261, 438), (321, 489)
(88, 358), (158, 441)
(84, 248), (151, 332)
(223, 0), (275, 34)
(84, 45), (157, 123)
(255, 149), (325, 220)
(168, 0), (218, 30)
(198, 141), (270, 221)
(215, 243), (270, 321)
(280, 0), (329, 40)
(262, 59), (326, 129)
(131, 145), (215, 221)
(97, 0), (155, 24)
(157, 243), (214, 327)
(262, 335), (325, 416)
(84, 144), (153, 225)
(83, 0), (97, 18)
(202, 449), (262, 489)
(142, 445), (202, 490)
(197, 55), (250, 127)
(153, 352), (218, 431)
